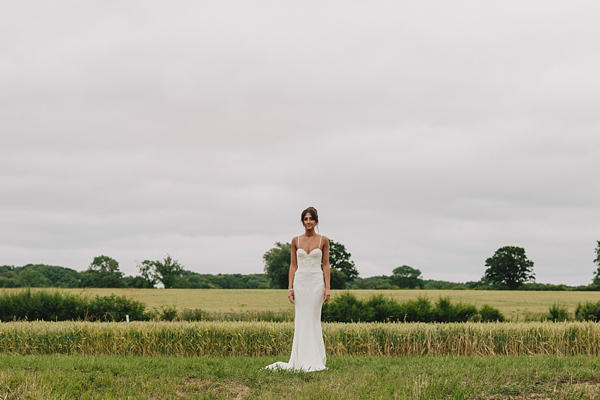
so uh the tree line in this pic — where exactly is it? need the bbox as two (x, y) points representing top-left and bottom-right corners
(0, 255), (270, 289)
(347, 243), (600, 290)
(2, 241), (600, 290)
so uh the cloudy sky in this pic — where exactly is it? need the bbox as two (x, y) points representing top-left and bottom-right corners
(2, 1), (599, 285)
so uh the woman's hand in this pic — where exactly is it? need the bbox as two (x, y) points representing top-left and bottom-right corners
(288, 289), (295, 304)
(323, 288), (331, 303)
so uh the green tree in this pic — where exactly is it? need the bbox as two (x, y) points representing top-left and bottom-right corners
(329, 241), (359, 283)
(244, 274), (271, 289)
(263, 242), (291, 289)
(21, 264), (80, 288)
(390, 265), (423, 289)
(138, 254), (184, 289)
(123, 275), (155, 288)
(350, 275), (393, 289)
(330, 269), (348, 289)
(81, 256), (126, 288)
(0, 276), (16, 287)
(16, 268), (50, 287)
(484, 246), (535, 290)
(0, 266), (17, 287)
(263, 239), (359, 289)
(593, 241), (600, 285)
(2, 264), (80, 288)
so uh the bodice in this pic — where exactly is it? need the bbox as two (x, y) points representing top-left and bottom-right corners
(296, 248), (323, 274)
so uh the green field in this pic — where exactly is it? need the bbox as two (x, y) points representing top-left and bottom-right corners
(6, 288), (600, 321)
(1, 354), (600, 399)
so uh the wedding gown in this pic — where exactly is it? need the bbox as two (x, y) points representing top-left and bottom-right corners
(265, 235), (326, 372)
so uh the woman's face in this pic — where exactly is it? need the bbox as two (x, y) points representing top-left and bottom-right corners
(302, 213), (316, 230)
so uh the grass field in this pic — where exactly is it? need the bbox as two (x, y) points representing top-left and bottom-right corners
(5, 288), (600, 321)
(1, 354), (600, 399)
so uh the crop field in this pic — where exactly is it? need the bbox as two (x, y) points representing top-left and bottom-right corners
(3, 320), (600, 357)
(5, 288), (600, 321)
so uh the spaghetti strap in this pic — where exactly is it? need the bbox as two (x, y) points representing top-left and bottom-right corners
(318, 235), (322, 248)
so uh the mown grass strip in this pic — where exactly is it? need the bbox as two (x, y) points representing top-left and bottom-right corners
(3, 321), (600, 357)
(1, 354), (600, 399)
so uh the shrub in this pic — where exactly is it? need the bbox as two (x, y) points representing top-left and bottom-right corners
(479, 304), (505, 322)
(180, 308), (206, 321)
(322, 292), (370, 322)
(433, 297), (477, 323)
(321, 293), (504, 323)
(398, 297), (433, 322)
(364, 295), (399, 322)
(0, 289), (81, 321)
(85, 294), (150, 322)
(157, 305), (178, 321)
(0, 289), (150, 322)
(546, 303), (570, 322)
(575, 301), (600, 321)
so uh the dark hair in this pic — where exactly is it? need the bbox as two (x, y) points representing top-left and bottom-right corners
(301, 207), (319, 224)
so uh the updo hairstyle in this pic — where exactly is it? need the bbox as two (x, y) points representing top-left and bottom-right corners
(301, 206), (319, 225)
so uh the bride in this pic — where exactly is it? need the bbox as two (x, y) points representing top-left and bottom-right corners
(265, 206), (331, 372)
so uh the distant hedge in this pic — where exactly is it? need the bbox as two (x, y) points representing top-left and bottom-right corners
(322, 293), (505, 323)
(0, 289), (150, 322)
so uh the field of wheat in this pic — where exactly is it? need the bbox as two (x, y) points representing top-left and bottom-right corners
(2, 320), (600, 357)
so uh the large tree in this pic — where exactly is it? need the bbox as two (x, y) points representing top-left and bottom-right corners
(80, 255), (126, 288)
(484, 246), (535, 289)
(263, 242), (292, 289)
(593, 241), (600, 285)
(390, 265), (423, 289)
(138, 254), (184, 289)
(328, 241), (359, 283)
(263, 239), (359, 289)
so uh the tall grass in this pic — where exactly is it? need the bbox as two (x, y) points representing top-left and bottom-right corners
(179, 308), (294, 322)
(2, 321), (600, 356)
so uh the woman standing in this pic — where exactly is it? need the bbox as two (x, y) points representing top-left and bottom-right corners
(265, 206), (331, 372)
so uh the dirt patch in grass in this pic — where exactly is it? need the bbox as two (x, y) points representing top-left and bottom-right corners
(175, 378), (251, 399)
(477, 379), (600, 399)
(486, 396), (547, 399)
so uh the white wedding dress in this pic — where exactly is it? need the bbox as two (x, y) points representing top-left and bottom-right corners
(265, 235), (326, 372)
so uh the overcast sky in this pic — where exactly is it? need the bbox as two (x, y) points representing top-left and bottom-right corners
(2, 1), (599, 285)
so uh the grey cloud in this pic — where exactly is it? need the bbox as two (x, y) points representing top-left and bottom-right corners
(1, 1), (599, 284)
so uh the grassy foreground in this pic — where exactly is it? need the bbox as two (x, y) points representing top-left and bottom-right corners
(4, 321), (600, 357)
(5, 288), (600, 321)
(1, 354), (600, 399)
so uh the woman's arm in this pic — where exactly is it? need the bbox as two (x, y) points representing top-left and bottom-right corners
(288, 236), (299, 304)
(322, 236), (331, 303)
